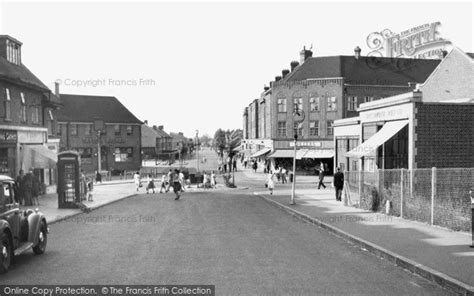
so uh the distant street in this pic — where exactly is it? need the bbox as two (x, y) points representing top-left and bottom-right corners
(1, 161), (451, 295)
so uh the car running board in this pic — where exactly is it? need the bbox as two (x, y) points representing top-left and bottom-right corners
(14, 242), (34, 256)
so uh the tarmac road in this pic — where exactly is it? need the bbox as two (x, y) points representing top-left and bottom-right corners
(1, 188), (452, 295)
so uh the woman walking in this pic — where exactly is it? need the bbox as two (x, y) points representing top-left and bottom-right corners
(133, 171), (141, 192)
(172, 169), (182, 200)
(267, 170), (275, 195)
(210, 171), (216, 189)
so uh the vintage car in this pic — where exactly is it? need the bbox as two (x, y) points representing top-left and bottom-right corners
(0, 175), (48, 273)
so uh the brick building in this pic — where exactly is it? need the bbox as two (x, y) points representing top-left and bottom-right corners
(243, 46), (440, 174)
(0, 35), (61, 187)
(56, 94), (142, 174)
(334, 47), (474, 171)
(141, 123), (173, 160)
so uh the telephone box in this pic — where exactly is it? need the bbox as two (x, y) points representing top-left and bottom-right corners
(57, 151), (81, 208)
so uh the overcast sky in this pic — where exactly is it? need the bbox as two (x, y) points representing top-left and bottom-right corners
(1, 1), (472, 138)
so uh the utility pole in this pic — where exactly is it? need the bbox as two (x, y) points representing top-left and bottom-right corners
(196, 129), (199, 172)
(97, 129), (102, 172)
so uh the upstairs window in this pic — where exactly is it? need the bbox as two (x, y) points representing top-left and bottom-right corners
(309, 96), (320, 112)
(70, 124), (78, 136)
(114, 124), (121, 136)
(84, 124), (92, 136)
(293, 98), (303, 114)
(126, 125), (133, 136)
(277, 98), (287, 113)
(327, 96), (337, 111)
(20, 92), (27, 122)
(309, 121), (319, 136)
(4, 88), (11, 121)
(293, 122), (303, 138)
(327, 120), (334, 136)
(347, 96), (358, 111)
(277, 121), (286, 137)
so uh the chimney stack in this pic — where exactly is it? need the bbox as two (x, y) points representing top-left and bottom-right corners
(158, 125), (164, 130)
(264, 85), (270, 92)
(299, 46), (313, 64)
(55, 81), (60, 96)
(275, 76), (282, 82)
(282, 69), (290, 77)
(290, 61), (299, 72)
(354, 46), (361, 59)
(144, 120), (148, 125)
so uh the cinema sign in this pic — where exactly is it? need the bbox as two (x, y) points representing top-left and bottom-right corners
(367, 22), (452, 59)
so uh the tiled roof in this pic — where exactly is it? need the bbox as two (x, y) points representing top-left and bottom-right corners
(0, 56), (50, 91)
(283, 56), (440, 85)
(154, 128), (171, 138)
(57, 94), (142, 124)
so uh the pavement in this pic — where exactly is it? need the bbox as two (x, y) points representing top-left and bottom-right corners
(240, 168), (474, 295)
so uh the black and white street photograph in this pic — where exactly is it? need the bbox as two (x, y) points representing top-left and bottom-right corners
(0, 0), (473, 295)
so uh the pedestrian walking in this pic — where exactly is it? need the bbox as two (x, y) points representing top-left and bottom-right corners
(165, 169), (173, 192)
(232, 159), (237, 172)
(87, 178), (94, 201)
(95, 170), (102, 184)
(172, 169), (182, 200)
(15, 170), (24, 205)
(223, 163), (227, 173)
(146, 174), (156, 194)
(210, 171), (216, 189)
(252, 161), (258, 173)
(318, 167), (326, 189)
(32, 171), (41, 206)
(159, 174), (167, 193)
(281, 167), (287, 184)
(80, 169), (87, 201)
(334, 167), (344, 201)
(267, 171), (275, 195)
(133, 171), (141, 192)
(243, 158), (248, 169)
(179, 170), (186, 192)
(22, 171), (33, 206)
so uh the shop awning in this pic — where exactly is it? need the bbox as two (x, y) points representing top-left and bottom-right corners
(250, 148), (271, 158)
(297, 149), (334, 159)
(268, 149), (295, 158)
(22, 145), (57, 170)
(346, 120), (409, 158)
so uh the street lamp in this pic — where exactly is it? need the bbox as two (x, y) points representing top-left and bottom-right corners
(94, 119), (104, 173)
(291, 107), (305, 205)
(195, 130), (199, 173)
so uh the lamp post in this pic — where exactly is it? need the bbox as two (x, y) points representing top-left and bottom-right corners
(94, 119), (104, 173)
(195, 130), (199, 173)
(290, 108), (305, 205)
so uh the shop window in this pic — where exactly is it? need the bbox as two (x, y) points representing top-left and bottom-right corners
(115, 147), (133, 162)
(347, 96), (358, 111)
(277, 121), (286, 137)
(114, 124), (121, 136)
(4, 88), (11, 121)
(57, 123), (63, 136)
(309, 121), (319, 136)
(327, 96), (337, 111)
(126, 125), (133, 136)
(327, 120), (334, 136)
(364, 96), (373, 103)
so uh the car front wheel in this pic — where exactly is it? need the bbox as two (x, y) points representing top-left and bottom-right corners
(0, 234), (12, 274)
(33, 221), (47, 255)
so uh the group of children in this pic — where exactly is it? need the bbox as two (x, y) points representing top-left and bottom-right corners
(133, 169), (186, 200)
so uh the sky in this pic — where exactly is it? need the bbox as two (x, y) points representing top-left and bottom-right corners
(0, 1), (472, 138)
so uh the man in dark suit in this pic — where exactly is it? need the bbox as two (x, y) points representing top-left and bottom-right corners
(333, 167), (344, 201)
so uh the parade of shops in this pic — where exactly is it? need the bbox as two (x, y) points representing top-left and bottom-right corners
(0, 35), (60, 189)
(334, 47), (474, 172)
(242, 46), (440, 175)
